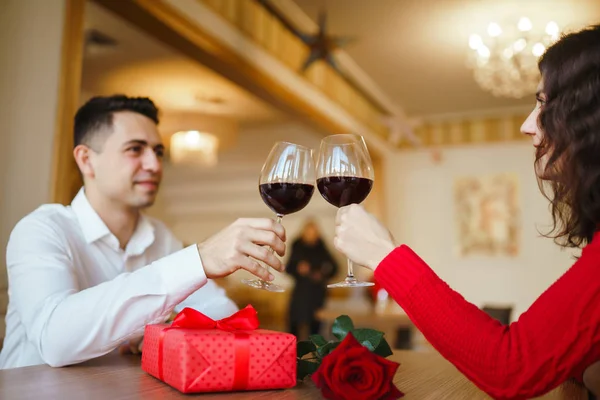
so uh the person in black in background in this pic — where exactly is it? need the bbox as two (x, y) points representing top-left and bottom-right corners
(286, 220), (339, 339)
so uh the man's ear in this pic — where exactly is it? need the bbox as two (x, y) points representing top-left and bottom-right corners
(73, 144), (95, 179)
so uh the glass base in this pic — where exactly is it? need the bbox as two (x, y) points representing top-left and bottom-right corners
(327, 276), (375, 288)
(241, 278), (285, 292)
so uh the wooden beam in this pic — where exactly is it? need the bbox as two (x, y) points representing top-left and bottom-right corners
(50, 0), (86, 205)
(92, 0), (350, 137)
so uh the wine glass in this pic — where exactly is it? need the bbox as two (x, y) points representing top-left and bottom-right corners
(241, 142), (315, 292)
(316, 134), (375, 288)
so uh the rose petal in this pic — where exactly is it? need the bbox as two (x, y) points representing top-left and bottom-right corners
(313, 354), (336, 388)
(381, 384), (405, 399)
(352, 366), (376, 391)
(377, 356), (401, 381)
(336, 332), (362, 352)
(320, 384), (342, 400)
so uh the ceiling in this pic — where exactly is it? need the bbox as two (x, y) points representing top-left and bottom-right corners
(82, 1), (282, 123)
(83, 0), (600, 124)
(293, 0), (600, 117)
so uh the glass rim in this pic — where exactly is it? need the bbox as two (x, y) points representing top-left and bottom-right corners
(273, 141), (313, 151)
(320, 134), (366, 146)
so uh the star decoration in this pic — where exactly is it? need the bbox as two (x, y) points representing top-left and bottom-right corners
(381, 115), (421, 147)
(381, 115), (443, 163)
(299, 12), (354, 72)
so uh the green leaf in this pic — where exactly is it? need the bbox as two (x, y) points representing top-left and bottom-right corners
(373, 337), (394, 358)
(317, 341), (340, 358)
(332, 315), (354, 340)
(297, 359), (320, 381)
(309, 334), (327, 347)
(351, 328), (384, 352)
(297, 340), (317, 358)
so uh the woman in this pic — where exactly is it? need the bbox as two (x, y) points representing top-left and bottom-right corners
(333, 25), (600, 400)
(286, 220), (339, 338)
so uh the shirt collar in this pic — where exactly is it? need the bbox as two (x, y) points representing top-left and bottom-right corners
(127, 214), (155, 256)
(71, 188), (111, 244)
(71, 188), (156, 255)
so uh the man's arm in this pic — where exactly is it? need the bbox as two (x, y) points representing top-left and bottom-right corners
(163, 233), (238, 319)
(7, 216), (285, 367)
(173, 281), (239, 319)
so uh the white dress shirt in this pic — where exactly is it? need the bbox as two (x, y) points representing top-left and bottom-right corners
(0, 188), (238, 369)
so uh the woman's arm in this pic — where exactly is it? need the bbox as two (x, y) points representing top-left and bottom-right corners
(333, 204), (600, 400)
(375, 244), (600, 400)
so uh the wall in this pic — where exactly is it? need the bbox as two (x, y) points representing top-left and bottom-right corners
(0, 0), (68, 340)
(384, 142), (577, 320)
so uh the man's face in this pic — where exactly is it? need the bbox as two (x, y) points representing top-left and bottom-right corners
(87, 111), (164, 209)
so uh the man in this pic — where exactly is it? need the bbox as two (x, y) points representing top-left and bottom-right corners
(0, 95), (285, 369)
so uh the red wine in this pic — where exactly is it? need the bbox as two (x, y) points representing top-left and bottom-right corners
(259, 183), (314, 215)
(317, 176), (373, 207)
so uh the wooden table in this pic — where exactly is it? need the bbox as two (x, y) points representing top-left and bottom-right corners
(0, 351), (587, 399)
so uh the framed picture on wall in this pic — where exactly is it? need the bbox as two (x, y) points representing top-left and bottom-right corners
(454, 173), (520, 257)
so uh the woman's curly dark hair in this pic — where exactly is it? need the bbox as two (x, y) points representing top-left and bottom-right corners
(537, 24), (600, 248)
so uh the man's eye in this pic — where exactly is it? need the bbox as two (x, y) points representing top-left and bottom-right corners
(156, 148), (165, 158)
(127, 146), (143, 154)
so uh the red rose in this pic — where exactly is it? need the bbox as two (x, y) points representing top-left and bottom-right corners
(312, 333), (404, 400)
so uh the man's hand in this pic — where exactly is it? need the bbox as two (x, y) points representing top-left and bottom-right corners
(197, 218), (286, 281)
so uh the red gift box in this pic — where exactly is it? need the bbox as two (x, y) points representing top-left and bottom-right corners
(141, 305), (297, 393)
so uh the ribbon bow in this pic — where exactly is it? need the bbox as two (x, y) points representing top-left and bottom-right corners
(171, 304), (259, 331)
(157, 305), (259, 390)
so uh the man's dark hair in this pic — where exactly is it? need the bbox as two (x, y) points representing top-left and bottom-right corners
(73, 95), (159, 149)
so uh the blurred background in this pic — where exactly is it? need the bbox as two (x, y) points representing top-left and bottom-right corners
(2, 0), (600, 350)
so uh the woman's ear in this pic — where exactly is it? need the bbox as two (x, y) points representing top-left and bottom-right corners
(583, 360), (600, 397)
(73, 145), (95, 179)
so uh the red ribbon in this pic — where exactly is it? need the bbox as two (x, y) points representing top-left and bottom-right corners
(157, 305), (259, 390)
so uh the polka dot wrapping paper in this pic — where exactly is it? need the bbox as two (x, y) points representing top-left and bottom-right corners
(141, 324), (297, 393)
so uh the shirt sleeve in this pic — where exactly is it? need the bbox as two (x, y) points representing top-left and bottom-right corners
(5, 215), (208, 367)
(374, 244), (600, 400)
(165, 234), (239, 319)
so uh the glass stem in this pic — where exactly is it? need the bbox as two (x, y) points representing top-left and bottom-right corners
(347, 258), (355, 279)
(264, 214), (283, 281)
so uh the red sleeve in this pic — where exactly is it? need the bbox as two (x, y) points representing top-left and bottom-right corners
(374, 242), (600, 400)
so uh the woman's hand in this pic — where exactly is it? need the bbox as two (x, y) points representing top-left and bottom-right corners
(334, 204), (396, 271)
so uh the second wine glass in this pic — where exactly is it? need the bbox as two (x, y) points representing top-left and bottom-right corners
(316, 134), (375, 288)
(241, 142), (315, 292)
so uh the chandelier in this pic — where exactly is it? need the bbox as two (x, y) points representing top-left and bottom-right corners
(467, 18), (560, 98)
